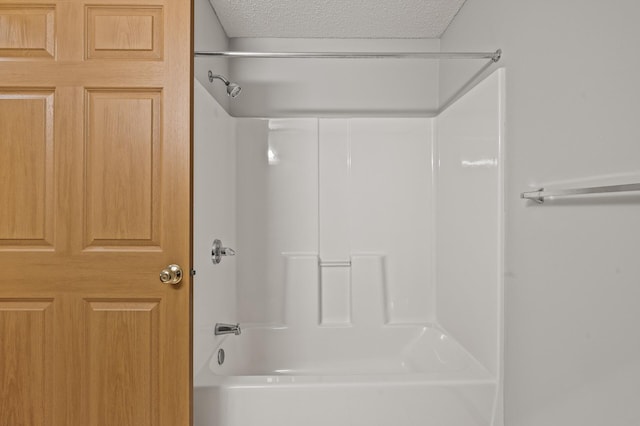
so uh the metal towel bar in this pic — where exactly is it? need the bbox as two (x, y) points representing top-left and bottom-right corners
(521, 183), (640, 204)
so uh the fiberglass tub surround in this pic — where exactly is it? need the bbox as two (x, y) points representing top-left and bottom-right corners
(193, 70), (504, 426)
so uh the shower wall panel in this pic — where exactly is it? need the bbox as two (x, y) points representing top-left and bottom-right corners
(318, 118), (434, 324)
(236, 119), (319, 325)
(347, 119), (434, 324)
(193, 79), (237, 374)
(235, 117), (434, 327)
(436, 69), (504, 375)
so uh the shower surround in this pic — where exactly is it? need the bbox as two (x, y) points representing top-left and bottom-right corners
(193, 70), (504, 426)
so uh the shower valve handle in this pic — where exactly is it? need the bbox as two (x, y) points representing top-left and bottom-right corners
(220, 247), (235, 256)
(212, 239), (235, 265)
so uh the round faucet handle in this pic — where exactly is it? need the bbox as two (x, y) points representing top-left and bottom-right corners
(212, 239), (236, 264)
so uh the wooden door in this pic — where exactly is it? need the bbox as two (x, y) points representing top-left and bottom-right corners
(0, 1), (192, 425)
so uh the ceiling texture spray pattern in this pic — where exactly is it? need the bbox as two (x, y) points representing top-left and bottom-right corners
(209, 0), (467, 39)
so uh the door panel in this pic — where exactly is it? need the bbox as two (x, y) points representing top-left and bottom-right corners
(0, 91), (54, 247)
(0, 5), (56, 58)
(86, 6), (163, 60)
(0, 300), (54, 426)
(86, 300), (160, 426)
(0, 0), (192, 425)
(84, 89), (162, 247)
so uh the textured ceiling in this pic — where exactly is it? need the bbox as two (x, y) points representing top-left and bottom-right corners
(208, 0), (467, 39)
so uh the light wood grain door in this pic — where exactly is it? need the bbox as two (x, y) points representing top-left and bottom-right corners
(0, 1), (192, 425)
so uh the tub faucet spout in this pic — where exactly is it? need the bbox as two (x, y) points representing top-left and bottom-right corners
(215, 323), (241, 336)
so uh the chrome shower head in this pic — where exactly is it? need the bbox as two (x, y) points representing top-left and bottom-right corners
(208, 70), (242, 98)
(226, 83), (242, 98)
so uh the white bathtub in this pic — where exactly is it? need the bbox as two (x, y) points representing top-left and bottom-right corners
(194, 325), (499, 426)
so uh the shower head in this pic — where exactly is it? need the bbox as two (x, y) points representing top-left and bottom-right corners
(226, 83), (242, 98)
(208, 70), (242, 98)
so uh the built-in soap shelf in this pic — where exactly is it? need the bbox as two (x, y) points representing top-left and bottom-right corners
(319, 259), (351, 267)
(284, 254), (389, 328)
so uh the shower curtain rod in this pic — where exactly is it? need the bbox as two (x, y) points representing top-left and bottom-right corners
(194, 49), (502, 62)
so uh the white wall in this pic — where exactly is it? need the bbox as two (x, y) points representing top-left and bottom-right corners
(227, 38), (440, 117)
(440, 1), (640, 425)
(193, 79), (237, 375)
(194, 0), (231, 110)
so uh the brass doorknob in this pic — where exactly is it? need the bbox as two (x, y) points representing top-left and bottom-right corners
(159, 264), (183, 285)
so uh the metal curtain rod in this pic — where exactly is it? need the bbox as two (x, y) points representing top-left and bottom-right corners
(194, 49), (502, 62)
(521, 183), (640, 204)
